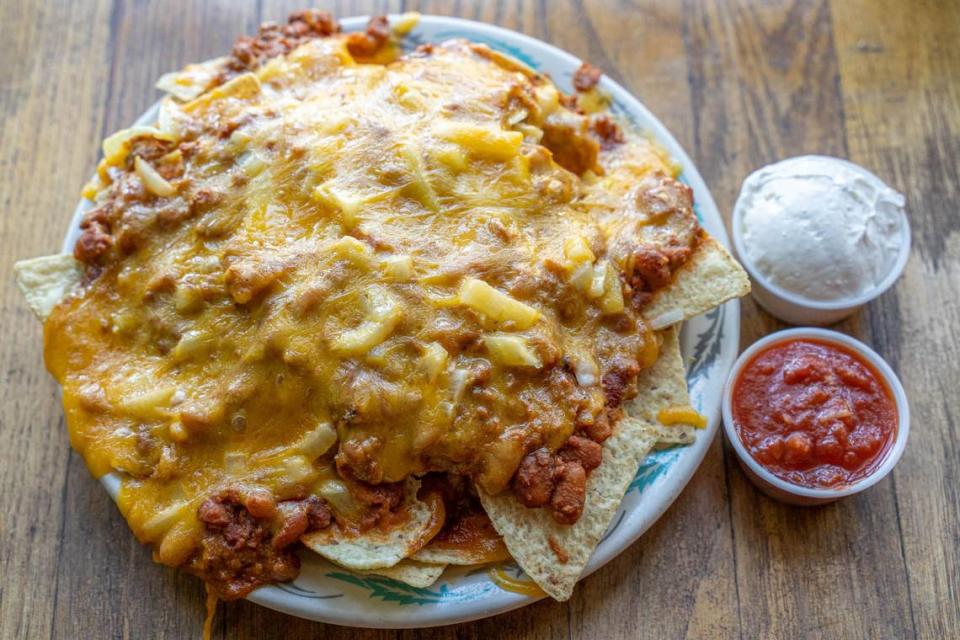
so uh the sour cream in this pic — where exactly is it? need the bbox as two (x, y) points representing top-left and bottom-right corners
(733, 156), (906, 302)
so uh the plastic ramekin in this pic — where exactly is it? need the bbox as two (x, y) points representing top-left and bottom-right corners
(722, 328), (910, 506)
(731, 156), (911, 326)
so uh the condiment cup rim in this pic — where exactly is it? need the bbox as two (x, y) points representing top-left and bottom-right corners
(731, 156), (911, 312)
(722, 327), (910, 500)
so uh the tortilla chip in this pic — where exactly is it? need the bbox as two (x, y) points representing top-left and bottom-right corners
(647, 424), (697, 445)
(479, 418), (656, 600)
(13, 254), (82, 321)
(355, 559), (447, 588)
(412, 503), (511, 565)
(643, 235), (749, 325)
(480, 327), (700, 600)
(155, 56), (230, 101)
(624, 326), (700, 445)
(302, 479), (445, 571)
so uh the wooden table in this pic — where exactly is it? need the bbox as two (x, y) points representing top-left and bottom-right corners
(1, 1), (957, 638)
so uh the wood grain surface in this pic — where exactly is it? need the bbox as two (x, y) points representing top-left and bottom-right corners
(1, 1), (957, 638)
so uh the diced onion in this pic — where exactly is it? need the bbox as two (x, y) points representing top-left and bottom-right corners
(381, 255), (414, 280)
(157, 98), (186, 138)
(420, 342), (449, 382)
(572, 355), (600, 387)
(332, 316), (399, 355)
(172, 330), (210, 362)
(327, 236), (372, 263)
(432, 145), (467, 170)
(238, 151), (268, 177)
(399, 143), (440, 211)
(458, 278), (540, 330)
(294, 422), (337, 459)
(435, 122), (523, 161)
(313, 183), (365, 225)
(598, 262), (625, 314)
(331, 286), (403, 355)
(134, 156), (176, 197)
(569, 263), (594, 293)
(141, 500), (189, 539)
(507, 108), (528, 125)
(449, 368), (470, 407)
(318, 478), (363, 520)
(484, 334), (542, 368)
(280, 455), (318, 486)
(588, 261), (607, 298)
(563, 236), (595, 266)
(118, 387), (176, 420)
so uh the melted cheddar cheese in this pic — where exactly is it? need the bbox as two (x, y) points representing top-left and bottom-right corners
(45, 32), (698, 566)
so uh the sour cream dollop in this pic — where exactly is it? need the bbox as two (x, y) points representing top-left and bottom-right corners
(734, 156), (906, 301)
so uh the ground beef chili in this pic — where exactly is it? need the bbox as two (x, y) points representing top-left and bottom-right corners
(419, 473), (507, 558)
(511, 432), (604, 524)
(344, 478), (405, 530)
(590, 114), (625, 148)
(345, 15), (391, 57)
(224, 10), (340, 77)
(189, 487), (333, 600)
(513, 449), (558, 509)
(74, 211), (113, 264)
(572, 62), (602, 91)
(550, 461), (586, 524)
(731, 338), (898, 488)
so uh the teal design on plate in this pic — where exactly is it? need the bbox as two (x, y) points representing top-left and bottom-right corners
(629, 446), (684, 494)
(687, 305), (724, 388)
(326, 572), (498, 605)
(274, 583), (343, 600)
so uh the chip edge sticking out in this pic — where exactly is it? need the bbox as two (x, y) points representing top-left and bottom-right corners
(355, 559), (447, 588)
(14, 254), (83, 321)
(643, 235), (750, 325)
(301, 478), (445, 571)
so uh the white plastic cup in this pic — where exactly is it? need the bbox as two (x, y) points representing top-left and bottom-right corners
(731, 156), (911, 325)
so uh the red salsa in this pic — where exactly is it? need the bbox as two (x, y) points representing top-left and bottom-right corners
(731, 338), (897, 488)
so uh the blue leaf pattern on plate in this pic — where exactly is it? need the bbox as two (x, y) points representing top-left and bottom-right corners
(274, 583), (344, 600)
(629, 446), (685, 494)
(326, 572), (498, 605)
(687, 305), (724, 390)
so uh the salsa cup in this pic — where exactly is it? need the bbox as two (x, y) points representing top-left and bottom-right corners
(721, 328), (910, 506)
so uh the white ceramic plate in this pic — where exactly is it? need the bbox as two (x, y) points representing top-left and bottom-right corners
(64, 14), (741, 628)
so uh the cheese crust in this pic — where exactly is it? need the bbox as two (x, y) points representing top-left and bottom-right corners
(41, 13), (712, 598)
